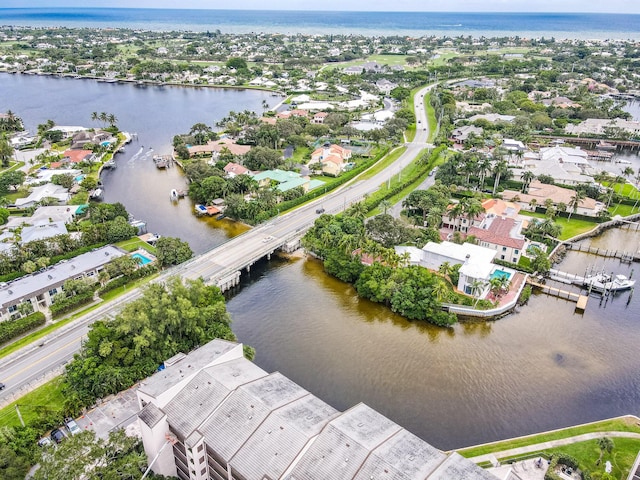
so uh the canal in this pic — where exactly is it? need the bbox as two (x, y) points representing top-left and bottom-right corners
(3, 73), (640, 450)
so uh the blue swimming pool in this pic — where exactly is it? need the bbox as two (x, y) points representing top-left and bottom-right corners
(74, 174), (85, 182)
(132, 253), (152, 265)
(490, 269), (512, 281)
(101, 140), (111, 147)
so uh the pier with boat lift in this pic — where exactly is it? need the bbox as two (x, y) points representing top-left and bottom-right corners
(153, 154), (174, 169)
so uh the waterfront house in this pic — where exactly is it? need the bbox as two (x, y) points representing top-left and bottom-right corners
(396, 241), (504, 298)
(0, 245), (124, 321)
(47, 125), (86, 140)
(468, 216), (528, 264)
(512, 146), (595, 186)
(136, 339), (498, 480)
(62, 149), (95, 164)
(186, 138), (252, 159)
(468, 113), (515, 124)
(251, 169), (323, 194)
(502, 181), (605, 216)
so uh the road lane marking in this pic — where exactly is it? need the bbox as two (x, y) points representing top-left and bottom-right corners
(4, 337), (81, 381)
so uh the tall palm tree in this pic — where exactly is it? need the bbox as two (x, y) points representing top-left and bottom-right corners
(470, 279), (487, 306)
(477, 156), (492, 192)
(91, 111), (99, 124)
(567, 190), (586, 220)
(464, 198), (484, 227)
(492, 160), (509, 195)
(107, 113), (118, 128)
(520, 170), (535, 193)
(380, 199), (392, 215)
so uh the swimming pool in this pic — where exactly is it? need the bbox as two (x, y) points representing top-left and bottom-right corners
(132, 252), (153, 265)
(101, 140), (111, 147)
(490, 269), (512, 281)
(74, 174), (85, 182)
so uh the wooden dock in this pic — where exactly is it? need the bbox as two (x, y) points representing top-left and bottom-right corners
(527, 279), (588, 310)
(566, 243), (639, 263)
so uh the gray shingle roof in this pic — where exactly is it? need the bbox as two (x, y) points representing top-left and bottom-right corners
(429, 452), (499, 480)
(139, 402), (165, 428)
(229, 394), (339, 480)
(137, 339), (238, 398)
(354, 429), (447, 480)
(200, 373), (308, 461)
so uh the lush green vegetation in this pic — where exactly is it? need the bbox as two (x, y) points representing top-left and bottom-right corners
(457, 417), (640, 458)
(0, 312), (46, 345)
(63, 277), (247, 409)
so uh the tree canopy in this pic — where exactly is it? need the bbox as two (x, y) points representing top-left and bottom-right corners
(63, 277), (239, 407)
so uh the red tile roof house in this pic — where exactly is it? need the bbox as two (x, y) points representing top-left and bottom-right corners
(309, 144), (352, 177)
(62, 149), (94, 164)
(468, 216), (527, 264)
(312, 112), (329, 124)
(223, 162), (250, 178)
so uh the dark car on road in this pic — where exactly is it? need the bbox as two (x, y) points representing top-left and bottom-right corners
(50, 428), (66, 444)
(0, 382), (5, 390)
(315, 207), (325, 214)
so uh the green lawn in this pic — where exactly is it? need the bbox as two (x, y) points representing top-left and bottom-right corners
(114, 237), (157, 254)
(359, 146), (407, 180)
(539, 437), (640, 479)
(424, 93), (437, 143)
(0, 377), (66, 428)
(603, 181), (639, 198)
(609, 203), (640, 217)
(429, 52), (459, 67)
(367, 54), (408, 66)
(519, 211), (597, 240)
(457, 416), (640, 458)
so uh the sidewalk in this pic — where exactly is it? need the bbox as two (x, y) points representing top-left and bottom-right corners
(467, 431), (640, 464)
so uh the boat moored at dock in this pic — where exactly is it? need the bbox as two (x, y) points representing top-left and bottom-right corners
(584, 273), (635, 293)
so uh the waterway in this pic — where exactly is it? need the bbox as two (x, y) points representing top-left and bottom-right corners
(4, 73), (640, 451)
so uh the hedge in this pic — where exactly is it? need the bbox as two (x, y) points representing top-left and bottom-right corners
(0, 312), (46, 345)
(50, 291), (95, 318)
(96, 263), (159, 296)
(494, 258), (534, 274)
(544, 453), (582, 480)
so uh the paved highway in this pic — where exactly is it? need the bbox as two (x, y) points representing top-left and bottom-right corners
(0, 84), (435, 404)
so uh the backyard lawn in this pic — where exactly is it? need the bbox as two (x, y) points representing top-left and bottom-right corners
(519, 211), (597, 240)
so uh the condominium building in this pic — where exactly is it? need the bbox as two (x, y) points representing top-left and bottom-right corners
(137, 340), (498, 480)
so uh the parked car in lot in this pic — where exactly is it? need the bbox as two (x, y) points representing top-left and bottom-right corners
(38, 437), (53, 447)
(50, 428), (66, 444)
(65, 417), (82, 435)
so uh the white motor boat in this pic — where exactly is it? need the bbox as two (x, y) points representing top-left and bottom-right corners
(584, 273), (635, 293)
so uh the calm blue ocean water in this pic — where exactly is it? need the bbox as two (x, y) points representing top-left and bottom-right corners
(0, 8), (639, 39)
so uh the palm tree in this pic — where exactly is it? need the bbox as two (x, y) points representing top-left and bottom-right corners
(91, 111), (99, 124)
(380, 199), (392, 215)
(596, 437), (613, 466)
(567, 190), (586, 220)
(0, 136), (13, 168)
(520, 170), (535, 193)
(470, 279), (487, 306)
(492, 160), (509, 195)
(477, 156), (492, 191)
(98, 112), (108, 127)
(439, 261), (452, 280)
(465, 198), (484, 228)
(432, 279), (451, 302)
(107, 113), (118, 128)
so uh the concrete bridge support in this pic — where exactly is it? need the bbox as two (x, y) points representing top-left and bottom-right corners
(215, 271), (241, 293)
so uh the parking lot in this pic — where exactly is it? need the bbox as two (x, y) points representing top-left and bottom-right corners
(75, 387), (141, 439)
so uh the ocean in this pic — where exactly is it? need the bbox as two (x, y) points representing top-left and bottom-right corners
(1, 8), (640, 39)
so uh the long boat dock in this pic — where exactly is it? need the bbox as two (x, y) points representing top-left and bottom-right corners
(526, 278), (588, 310)
(564, 243), (639, 263)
